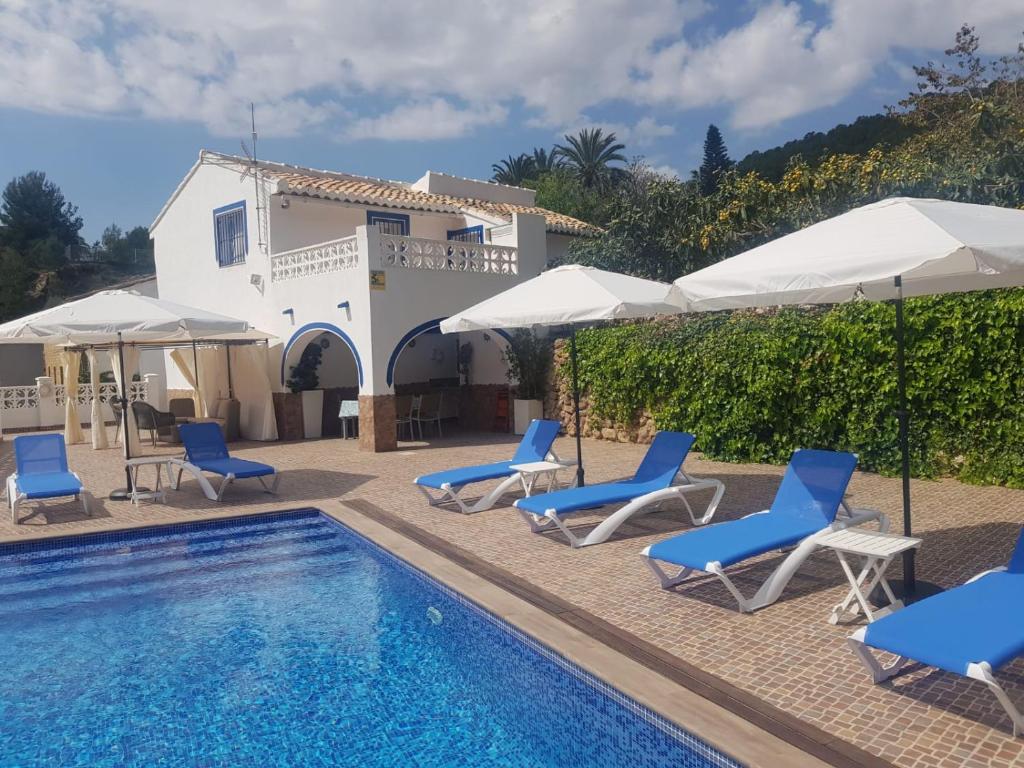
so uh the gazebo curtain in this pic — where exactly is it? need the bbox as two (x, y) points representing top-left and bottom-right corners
(60, 350), (84, 445)
(86, 349), (109, 449)
(232, 345), (278, 441)
(170, 349), (203, 416)
(109, 345), (142, 456)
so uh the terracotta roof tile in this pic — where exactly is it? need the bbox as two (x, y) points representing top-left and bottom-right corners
(260, 164), (600, 236)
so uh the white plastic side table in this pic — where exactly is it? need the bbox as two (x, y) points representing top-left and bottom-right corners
(125, 457), (173, 505)
(817, 528), (922, 624)
(508, 460), (576, 497)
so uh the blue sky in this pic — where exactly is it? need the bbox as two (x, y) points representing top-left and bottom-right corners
(1, 1), (1022, 242)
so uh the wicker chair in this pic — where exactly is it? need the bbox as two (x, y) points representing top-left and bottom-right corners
(131, 401), (178, 446)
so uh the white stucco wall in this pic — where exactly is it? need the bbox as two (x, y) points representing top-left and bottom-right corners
(151, 158), (574, 402)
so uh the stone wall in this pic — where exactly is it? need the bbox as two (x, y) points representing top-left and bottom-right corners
(458, 383), (511, 432)
(544, 339), (655, 445)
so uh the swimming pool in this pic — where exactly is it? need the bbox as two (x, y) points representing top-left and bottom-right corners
(0, 510), (740, 767)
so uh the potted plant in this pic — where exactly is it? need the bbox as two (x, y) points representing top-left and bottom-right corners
(502, 328), (550, 435)
(286, 343), (324, 439)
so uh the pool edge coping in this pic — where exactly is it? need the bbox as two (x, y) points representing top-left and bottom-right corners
(0, 499), (891, 768)
(327, 498), (890, 768)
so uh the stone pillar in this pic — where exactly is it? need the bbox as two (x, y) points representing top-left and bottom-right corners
(358, 394), (396, 452)
(143, 373), (164, 410)
(36, 376), (61, 428)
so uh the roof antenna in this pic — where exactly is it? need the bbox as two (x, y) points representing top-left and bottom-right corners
(239, 103), (268, 253)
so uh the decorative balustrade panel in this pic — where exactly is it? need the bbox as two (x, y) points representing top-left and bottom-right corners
(379, 235), (518, 276)
(271, 236), (359, 282)
(30, 383), (147, 408)
(0, 387), (39, 411)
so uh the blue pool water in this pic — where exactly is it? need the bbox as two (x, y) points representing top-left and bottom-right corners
(0, 510), (739, 767)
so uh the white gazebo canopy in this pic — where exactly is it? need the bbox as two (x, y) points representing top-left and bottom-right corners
(669, 197), (1024, 595)
(669, 197), (1024, 311)
(440, 264), (680, 332)
(442, 264), (678, 486)
(0, 290), (275, 495)
(0, 289), (256, 345)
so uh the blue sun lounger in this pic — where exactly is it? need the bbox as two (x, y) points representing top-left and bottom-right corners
(849, 529), (1024, 736)
(513, 431), (725, 548)
(5, 434), (89, 524)
(414, 419), (563, 514)
(173, 422), (279, 501)
(642, 449), (886, 612)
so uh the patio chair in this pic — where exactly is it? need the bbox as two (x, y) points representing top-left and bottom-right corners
(412, 391), (443, 439)
(396, 395), (416, 441)
(5, 433), (88, 524)
(849, 528), (1024, 736)
(414, 419), (562, 514)
(514, 431), (724, 548)
(642, 449), (886, 612)
(132, 401), (178, 445)
(172, 422), (279, 501)
(110, 398), (123, 445)
(168, 397), (196, 420)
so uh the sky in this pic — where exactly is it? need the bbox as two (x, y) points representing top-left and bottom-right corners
(1, 0), (1023, 242)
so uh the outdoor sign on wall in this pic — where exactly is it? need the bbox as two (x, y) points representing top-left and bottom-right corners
(369, 271), (386, 291)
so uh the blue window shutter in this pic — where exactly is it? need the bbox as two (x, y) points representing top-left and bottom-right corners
(446, 225), (484, 243)
(213, 201), (248, 267)
(367, 210), (410, 236)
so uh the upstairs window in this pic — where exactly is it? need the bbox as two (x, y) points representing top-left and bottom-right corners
(447, 225), (484, 244)
(213, 201), (247, 267)
(367, 210), (410, 236)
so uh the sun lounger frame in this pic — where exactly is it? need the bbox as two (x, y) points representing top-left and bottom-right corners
(415, 448), (568, 515)
(517, 468), (725, 548)
(847, 565), (1024, 737)
(643, 501), (888, 612)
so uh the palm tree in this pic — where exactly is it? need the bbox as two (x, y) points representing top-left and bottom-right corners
(531, 147), (561, 174)
(491, 154), (536, 186)
(554, 128), (627, 189)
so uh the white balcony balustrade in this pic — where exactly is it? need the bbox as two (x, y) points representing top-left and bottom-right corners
(378, 234), (518, 276)
(270, 236), (359, 282)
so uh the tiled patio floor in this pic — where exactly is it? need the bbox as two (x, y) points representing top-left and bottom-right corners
(2, 428), (1022, 768)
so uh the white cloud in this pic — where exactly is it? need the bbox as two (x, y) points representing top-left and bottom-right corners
(552, 116), (675, 148)
(345, 100), (508, 141)
(650, 163), (682, 179)
(0, 0), (1021, 140)
(637, 0), (1024, 129)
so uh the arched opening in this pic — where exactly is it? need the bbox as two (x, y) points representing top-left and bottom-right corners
(281, 323), (362, 437)
(387, 318), (511, 436)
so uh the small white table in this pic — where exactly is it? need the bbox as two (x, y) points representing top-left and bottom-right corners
(817, 528), (922, 625)
(125, 457), (174, 505)
(508, 460), (577, 496)
(338, 400), (359, 439)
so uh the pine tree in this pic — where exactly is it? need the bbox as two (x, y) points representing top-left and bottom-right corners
(698, 124), (733, 195)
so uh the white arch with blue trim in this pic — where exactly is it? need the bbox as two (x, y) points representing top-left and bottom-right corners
(281, 322), (364, 388)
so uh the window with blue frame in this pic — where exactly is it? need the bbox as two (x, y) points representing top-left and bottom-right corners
(446, 225), (484, 243)
(367, 210), (410, 236)
(213, 201), (247, 267)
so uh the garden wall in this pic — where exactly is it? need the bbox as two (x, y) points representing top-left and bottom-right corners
(544, 289), (1024, 487)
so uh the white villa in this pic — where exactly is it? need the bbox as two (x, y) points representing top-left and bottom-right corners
(150, 151), (596, 450)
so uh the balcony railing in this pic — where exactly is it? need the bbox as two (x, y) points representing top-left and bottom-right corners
(269, 232), (520, 283)
(271, 236), (359, 282)
(379, 234), (518, 276)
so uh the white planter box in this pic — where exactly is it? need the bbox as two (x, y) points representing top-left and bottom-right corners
(301, 389), (324, 439)
(513, 399), (543, 435)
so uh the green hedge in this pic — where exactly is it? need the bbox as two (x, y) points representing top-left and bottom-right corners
(567, 288), (1024, 487)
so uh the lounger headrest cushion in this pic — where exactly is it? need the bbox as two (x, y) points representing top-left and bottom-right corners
(770, 449), (857, 524)
(632, 431), (696, 485)
(512, 419), (562, 463)
(178, 421), (229, 462)
(14, 433), (70, 476)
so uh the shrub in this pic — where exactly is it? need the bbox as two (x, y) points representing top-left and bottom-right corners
(561, 289), (1024, 487)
